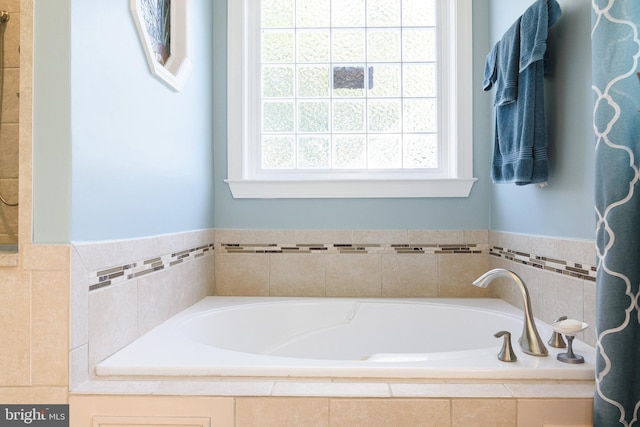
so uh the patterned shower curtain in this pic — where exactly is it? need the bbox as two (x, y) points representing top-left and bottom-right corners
(592, 0), (640, 426)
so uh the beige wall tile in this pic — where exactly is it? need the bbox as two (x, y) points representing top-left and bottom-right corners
(438, 253), (490, 297)
(382, 253), (438, 297)
(409, 229), (464, 244)
(452, 399), (516, 427)
(294, 229), (352, 244)
(31, 270), (69, 386)
(583, 279), (596, 346)
(351, 229), (408, 244)
(330, 399), (450, 427)
(540, 273), (584, 326)
(215, 253), (270, 296)
(22, 244), (69, 271)
(236, 397), (329, 427)
(464, 229), (489, 244)
(70, 247), (89, 349)
(325, 254), (381, 297)
(517, 399), (593, 427)
(70, 395), (234, 427)
(0, 270), (30, 385)
(0, 387), (68, 404)
(88, 281), (138, 371)
(270, 253), (326, 296)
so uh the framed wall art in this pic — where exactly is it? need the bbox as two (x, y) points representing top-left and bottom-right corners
(130, 0), (192, 91)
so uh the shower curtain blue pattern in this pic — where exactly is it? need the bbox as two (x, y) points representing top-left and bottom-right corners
(592, 0), (640, 425)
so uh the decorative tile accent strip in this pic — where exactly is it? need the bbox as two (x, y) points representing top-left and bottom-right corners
(88, 244), (215, 291)
(490, 246), (597, 282)
(218, 242), (488, 255)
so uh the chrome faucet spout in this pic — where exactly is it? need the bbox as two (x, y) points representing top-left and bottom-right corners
(473, 268), (548, 356)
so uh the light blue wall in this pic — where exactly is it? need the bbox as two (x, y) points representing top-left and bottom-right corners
(33, 0), (215, 242)
(488, 0), (595, 240)
(212, 0), (494, 230)
(32, 0), (594, 242)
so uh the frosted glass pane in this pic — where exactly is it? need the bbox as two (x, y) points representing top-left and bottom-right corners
(262, 31), (295, 62)
(403, 134), (437, 168)
(333, 101), (366, 132)
(368, 65), (401, 97)
(403, 64), (436, 97)
(298, 66), (329, 97)
(262, 0), (294, 27)
(332, 30), (366, 62)
(298, 136), (330, 168)
(403, 29), (436, 62)
(298, 101), (330, 132)
(333, 135), (366, 168)
(297, 30), (330, 62)
(262, 136), (295, 169)
(297, 0), (330, 27)
(367, 30), (401, 62)
(368, 100), (401, 132)
(403, 99), (437, 132)
(367, 0), (401, 27)
(402, 0), (436, 27)
(262, 66), (294, 97)
(263, 102), (295, 132)
(331, 0), (366, 27)
(368, 135), (402, 168)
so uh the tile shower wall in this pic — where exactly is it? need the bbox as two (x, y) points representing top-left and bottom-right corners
(70, 229), (216, 388)
(0, 0), (19, 244)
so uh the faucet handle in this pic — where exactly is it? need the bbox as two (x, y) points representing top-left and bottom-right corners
(494, 331), (518, 362)
(548, 316), (568, 348)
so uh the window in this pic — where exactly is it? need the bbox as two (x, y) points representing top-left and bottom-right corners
(227, 0), (475, 198)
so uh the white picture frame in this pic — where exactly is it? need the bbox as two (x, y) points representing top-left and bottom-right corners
(130, 0), (192, 91)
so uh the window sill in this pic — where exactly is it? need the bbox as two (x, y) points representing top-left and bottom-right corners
(225, 178), (477, 199)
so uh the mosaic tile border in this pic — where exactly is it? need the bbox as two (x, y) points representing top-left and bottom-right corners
(490, 246), (597, 282)
(88, 244), (215, 291)
(218, 243), (488, 255)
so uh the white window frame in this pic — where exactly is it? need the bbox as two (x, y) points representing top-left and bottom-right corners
(226, 0), (476, 198)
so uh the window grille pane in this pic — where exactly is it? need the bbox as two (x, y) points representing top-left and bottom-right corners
(262, 66), (295, 98)
(367, 64), (401, 97)
(298, 101), (330, 133)
(262, 31), (295, 62)
(298, 66), (330, 97)
(297, 30), (330, 62)
(403, 134), (438, 168)
(367, 0), (401, 27)
(368, 100), (401, 132)
(403, 64), (437, 97)
(332, 30), (366, 62)
(333, 135), (367, 168)
(402, 0), (436, 27)
(298, 136), (331, 168)
(368, 135), (402, 168)
(403, 99), (437, 133)
(297, 0), (330, 27)
(402, 29), (437, 62)
(331, 0), (366, 28)
(262, 136), (296, 169)
(333, 101), (366, 132)
(263, 101), (295, 132)
(367, 30), (401, 63)
(262, 0), (295, 28)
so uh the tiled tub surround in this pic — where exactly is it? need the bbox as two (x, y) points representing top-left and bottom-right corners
(70, 229), (216, 389)
(71, 229), (596, 427)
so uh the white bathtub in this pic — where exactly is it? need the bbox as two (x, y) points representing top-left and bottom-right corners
(96, 297), (595, 380)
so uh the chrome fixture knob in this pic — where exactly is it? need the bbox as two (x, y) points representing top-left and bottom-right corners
(495, 330), (518, 362)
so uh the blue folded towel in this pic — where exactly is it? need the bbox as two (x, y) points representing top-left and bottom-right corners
(484, 0), (561, 186)
(483, 19), (521, 106)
